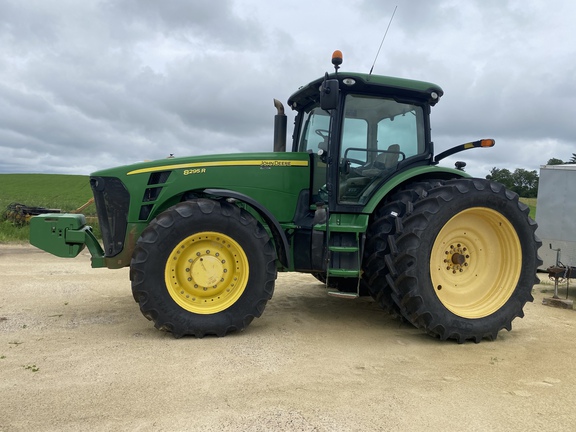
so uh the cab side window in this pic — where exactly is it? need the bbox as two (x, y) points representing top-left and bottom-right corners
(338, 94), (426, 204)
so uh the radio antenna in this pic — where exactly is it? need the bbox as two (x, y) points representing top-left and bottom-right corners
(369, 5), (397, 76)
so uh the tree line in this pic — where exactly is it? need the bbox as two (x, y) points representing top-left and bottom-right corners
(485, 153), (576, 198)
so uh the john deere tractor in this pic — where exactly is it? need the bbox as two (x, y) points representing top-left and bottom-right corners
(30, 52), (541, 343)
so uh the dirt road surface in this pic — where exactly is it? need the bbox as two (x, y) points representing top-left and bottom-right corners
(2, 244), (576, 431)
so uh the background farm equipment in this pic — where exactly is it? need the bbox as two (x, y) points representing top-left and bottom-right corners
(3, 198), (94, 226)
(542, 244), (576, 309)
(2, 203), (61, 226)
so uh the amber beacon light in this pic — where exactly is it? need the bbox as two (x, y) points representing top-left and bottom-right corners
(332, 50), (343, 69)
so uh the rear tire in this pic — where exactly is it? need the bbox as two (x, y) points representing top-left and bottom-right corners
(362, 181), (443, 313)
(385, 179), (541, 343)
(130, 199), (277, 337)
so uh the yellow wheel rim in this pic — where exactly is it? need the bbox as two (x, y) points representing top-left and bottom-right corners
(165, 232), (249, 314)
(430, 207), (522, 319)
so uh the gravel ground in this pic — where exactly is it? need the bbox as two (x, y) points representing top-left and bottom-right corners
(1, 244), (576, 431)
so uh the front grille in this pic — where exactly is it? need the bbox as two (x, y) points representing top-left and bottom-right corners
(138, 170), (172, 221)
(148, 170), (171, 185)
(90, 176), (130, 257)
(143, 187), (162, 202)
(139, 204), (154, 221)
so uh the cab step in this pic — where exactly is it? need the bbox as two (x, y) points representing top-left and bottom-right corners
(327, 269), (360, 278)
(327, 290), (359, 299)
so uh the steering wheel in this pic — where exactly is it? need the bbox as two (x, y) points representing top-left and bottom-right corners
(315, 129), (330, 139)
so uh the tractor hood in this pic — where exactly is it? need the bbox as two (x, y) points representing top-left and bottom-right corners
(89, 150), (311, 225)
(90, 152), (304, 178)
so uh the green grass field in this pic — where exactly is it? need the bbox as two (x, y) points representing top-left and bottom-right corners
(1, 173), (538, 243)
(520, 197), (537, 220)
(1, 174), (97, 243)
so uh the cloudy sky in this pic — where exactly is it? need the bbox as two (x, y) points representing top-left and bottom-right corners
(1, 0), (574, 178)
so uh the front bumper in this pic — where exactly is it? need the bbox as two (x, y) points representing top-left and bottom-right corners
(29, 213), (106, 267)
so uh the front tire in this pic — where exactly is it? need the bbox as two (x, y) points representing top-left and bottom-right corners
(130, 199), (277, 337)
(386, 179), (541, 343)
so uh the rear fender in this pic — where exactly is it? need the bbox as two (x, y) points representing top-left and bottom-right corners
(362, 166), (468, 214)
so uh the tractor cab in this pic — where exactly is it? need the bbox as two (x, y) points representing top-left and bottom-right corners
(284, 53), (443, 213)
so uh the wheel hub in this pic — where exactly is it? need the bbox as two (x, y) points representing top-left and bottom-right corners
(191, 255), (224, 287)
(444, 244), (470, 274)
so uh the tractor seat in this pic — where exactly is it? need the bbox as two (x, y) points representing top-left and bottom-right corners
(339, 144), (401, 201)
(359, 144), (401, 178)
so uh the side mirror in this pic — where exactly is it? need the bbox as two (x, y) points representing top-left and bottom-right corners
(320, 77), (339, 110)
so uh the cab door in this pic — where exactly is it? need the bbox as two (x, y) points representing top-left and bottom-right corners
(337, 94), (427, 208)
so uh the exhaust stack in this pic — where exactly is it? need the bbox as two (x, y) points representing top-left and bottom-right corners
(273, 99), (287, 152)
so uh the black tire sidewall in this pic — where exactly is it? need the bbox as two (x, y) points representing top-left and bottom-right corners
(363, 180), (444, 309)
(398, 180), (537, 338)
(132, 199), (275, 335)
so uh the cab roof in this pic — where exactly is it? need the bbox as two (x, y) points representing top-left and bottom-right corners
(287, 72), (443, 111)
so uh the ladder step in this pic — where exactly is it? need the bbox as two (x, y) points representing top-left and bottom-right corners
(313, 224), (365, 233)
(327, 269), (360, 277)
(327, 290), (358, 299)
(329, 225), (365, 232)
(328, 246), (359, 253)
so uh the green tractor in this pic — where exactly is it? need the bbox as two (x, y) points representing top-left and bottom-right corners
(30, 52), (541, 343)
